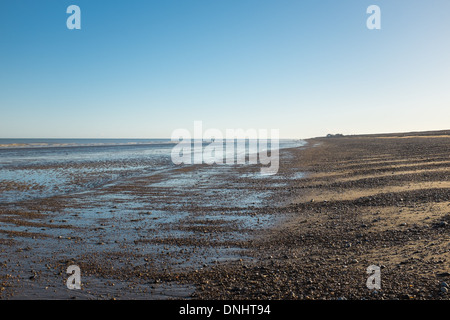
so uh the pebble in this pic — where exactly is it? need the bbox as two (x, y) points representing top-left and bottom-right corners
(437, 272), (450, 277)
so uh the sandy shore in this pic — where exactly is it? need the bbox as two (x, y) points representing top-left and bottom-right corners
(0, 131), (449, 300)
(189, 131), (450, 300)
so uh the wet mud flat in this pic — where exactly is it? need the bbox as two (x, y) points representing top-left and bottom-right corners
(1, 131), (450, 300)
(0, 150), (302, 299)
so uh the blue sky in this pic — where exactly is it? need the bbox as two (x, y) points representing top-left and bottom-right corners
(1, 0), (449, 138)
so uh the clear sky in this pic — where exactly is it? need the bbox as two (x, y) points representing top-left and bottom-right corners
(1, 0), (449, 139)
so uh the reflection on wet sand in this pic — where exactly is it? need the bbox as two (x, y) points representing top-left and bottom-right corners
(0, 141), (304, 299)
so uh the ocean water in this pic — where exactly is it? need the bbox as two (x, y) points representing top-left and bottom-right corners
(0, 138), (305, 203)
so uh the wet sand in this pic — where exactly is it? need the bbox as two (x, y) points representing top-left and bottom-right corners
(1, 131), (449, 300)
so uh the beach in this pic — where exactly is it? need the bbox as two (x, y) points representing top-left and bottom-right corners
(0, 132), (449, 300)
